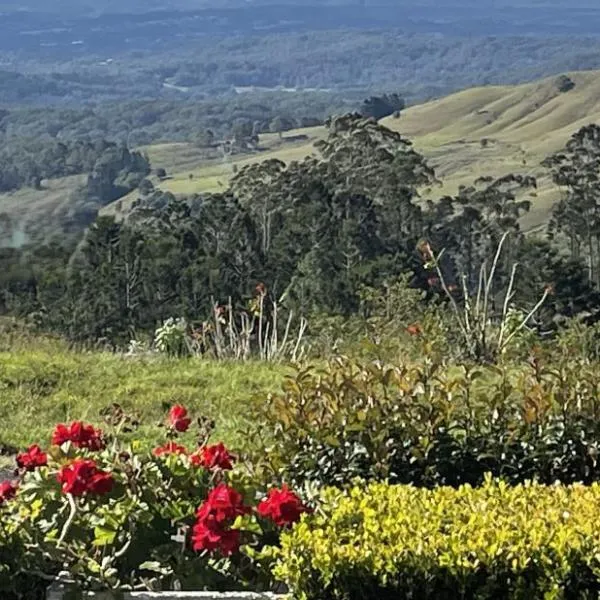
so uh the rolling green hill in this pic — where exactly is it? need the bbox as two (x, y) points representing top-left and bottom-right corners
(105, 71), (600, 231)
(10, 70), (600, 243)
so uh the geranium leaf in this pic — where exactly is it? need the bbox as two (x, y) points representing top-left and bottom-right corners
(93, 525), (117, 546)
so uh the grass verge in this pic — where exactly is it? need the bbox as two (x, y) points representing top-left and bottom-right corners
(0, 337), (286, 454)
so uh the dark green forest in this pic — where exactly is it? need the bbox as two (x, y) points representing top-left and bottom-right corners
(1, 114), (598, 349)
(5, 34), (600, 106)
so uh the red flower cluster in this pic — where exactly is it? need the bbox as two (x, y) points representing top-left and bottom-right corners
(52, 421), (105, 451)
(257, 485), (309, 527)
(192, 484), (250, 556)
(0, 481), (17, 505)
(56, 459), (114, 497)
(169, 405), (191, 433)
(16, 444), (48, 471)
(153, 441), (188, 457)
(191, 442), (234, 470)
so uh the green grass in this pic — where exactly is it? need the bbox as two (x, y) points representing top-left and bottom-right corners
(0, 174), (86, 244)
(102, 131), (325, 217)
(0, 335), (287, 453)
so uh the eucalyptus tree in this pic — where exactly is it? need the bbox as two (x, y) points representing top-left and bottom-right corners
(544, 124), (600, 286)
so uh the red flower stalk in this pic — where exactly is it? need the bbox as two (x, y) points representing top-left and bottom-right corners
(153, 441), (188, 457)
(16, 444), (48, 471)
(168, 404), (191, 433)
(52, 421), (105, 451)
(257, 485), (309, 527)
(0, 481), (17, 505)
(191, 442), (234, 471)
(56, 459), (114, 497)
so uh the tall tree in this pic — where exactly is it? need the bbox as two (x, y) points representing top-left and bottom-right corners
(543, 124), (600, 286)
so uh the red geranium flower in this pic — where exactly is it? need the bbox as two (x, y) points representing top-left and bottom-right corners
(56, 459), (114, 497)
(168, 404), (191, 433)
(192, 483), (249, 556)
(0, 481), (17, 505)
(52, 421), (105, 451)
(153, 441), (188, 457)
(191, 442), (234, 470)
(257, 485), (309, 527)
(196, 483), (250, 524)
(191, 520), (241, 556)
(16, 444), (48, 471)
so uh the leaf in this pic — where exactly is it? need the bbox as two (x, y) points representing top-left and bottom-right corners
(323, 435), (341, 448)
(93, 525), (117, 547)
(139, 561), (172, 575)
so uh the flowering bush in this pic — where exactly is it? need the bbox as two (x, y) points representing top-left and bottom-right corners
(0, 405), (309, 596)
(192, 484), (251, 556)
(51, 421), (105, 451)
(192, 442), (235, 470)
(16, 445), (48, 471)
(56, 459), (114, 496)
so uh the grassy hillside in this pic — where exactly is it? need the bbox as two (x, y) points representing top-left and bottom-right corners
(105, 130), (323, 216)
(0, 175), (86, 246)
(382, 71), (600, 228)
(13, 70), (600, 238)
(0, 331), (285, 454)
(108, 70), (600, 231)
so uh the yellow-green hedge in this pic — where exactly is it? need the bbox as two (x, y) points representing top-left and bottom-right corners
(275, 478), (600, 599)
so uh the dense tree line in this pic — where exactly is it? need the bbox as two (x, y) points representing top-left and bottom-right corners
(0, 91), (398, 197)
(0, 94), (347, 150)
(0, 138), (148, 193)
(0, 115), (596, 344)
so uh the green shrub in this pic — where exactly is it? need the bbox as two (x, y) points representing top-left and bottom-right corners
(276, 479), (600, 600)
(305, 277), (452, 363)
(248, 355), (600, 488)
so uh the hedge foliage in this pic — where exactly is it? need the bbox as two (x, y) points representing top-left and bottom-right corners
(251, 355), (600, 488)
(276, 479), (600, 600)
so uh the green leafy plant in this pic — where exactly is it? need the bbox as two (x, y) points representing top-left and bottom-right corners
(154, 317), (190, 357)
(248, 354), (600, 489)
(306, 276), (450, 362)
(276, 478), (600, 600)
